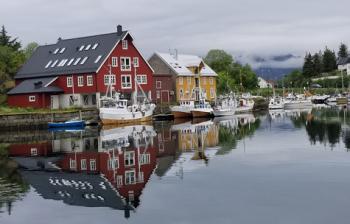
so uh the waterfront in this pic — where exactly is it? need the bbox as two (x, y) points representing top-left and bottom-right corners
(2, 107), (350, 223)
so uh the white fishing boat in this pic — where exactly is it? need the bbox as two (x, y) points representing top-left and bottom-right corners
(213, 94), (236, 117)
(284, 94), (312, 109)
(269, 96), (285, 110)
(171, 100), (195, 118)
(191, 99), (213, 118)
(99, 68), (156, 125)
(235, 93), (255, 113)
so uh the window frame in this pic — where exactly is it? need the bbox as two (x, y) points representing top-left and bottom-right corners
(178, 77), (183, 85)
(136, 74), (147, 84)
(125, 170), (136, 185)
(187, 77), (191, 85)
(124, 151), (135, 166)
(87, 75), (93, 86)
(77, 76), (84, 87)
(120, 57), (131, 71)
(209, 77), (214, 85)
(133, 57), (139, 67)
(81, 159), (87, 170)
(156, 81), (162, 89)
(90, 159), (96, 171)
(29, 95), (36, 102)
(121, 75), (132, 89)
(112, 57), (118, 67)
(122, 40), (128, 50)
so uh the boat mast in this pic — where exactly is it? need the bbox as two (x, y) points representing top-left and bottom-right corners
(133, 67), (138, 104)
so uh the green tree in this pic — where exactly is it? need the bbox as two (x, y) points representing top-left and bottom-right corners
(338, 42), (348, 58)
(302, 53), (314, 78)
(0, 26), (21, 51)
(23, 42), (38, 60)
(204, 49), (233, 73)
(322, 47), (337, 73)
(312, 53), (322, 76)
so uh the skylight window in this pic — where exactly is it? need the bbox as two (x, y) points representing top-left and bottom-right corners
(95, 55), (102, 63)
(67, 58), (75, 66)
(51, 59), (59, 67)
(85, 44), (91, 50)
(73, 58), (81, 65)
(80, 56), (88, 65)
(45, 60), (52, 68)
(79, 45), (85, 51)
(92, 43), (98, 50)
(59, 48), (65, 54)
(58, 59), (68, 67)
(53, 48), (59, 54)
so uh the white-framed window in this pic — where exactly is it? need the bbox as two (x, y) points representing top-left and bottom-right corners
(124, 151), (135, 166)
(133, 57), (139, 67)
(104, 74), (116, 85)
(30, 148), (38, 156)
(136, 75), (147, 84)
(202, 77), (207, 84)
(121, 75), (132, 89)
(81, 159), (87, 170)
(112, 57), (118, 67)
(87, 75), (93, 86)
(78, 76), (84, 87)
(156, 81), (162, 89)
(69, 159), (76, 169)
(67, 77), (73, 87)
(178, 77), (183, 85)
(210, 87), (215, 98)
(209, 77), (214, 85)
(108, 158), (119, 170)
(120, 57), (131, 71)
(139, 154), (150, 165)
(156, 90), (160, 99)
(116, 175), (123, 187)
(122, 40), (128, 50)
(90, 159), (96, 171)
(29, 96), (36, 102)
(125, 170), (136, 185)
(187, 77), (191, 85)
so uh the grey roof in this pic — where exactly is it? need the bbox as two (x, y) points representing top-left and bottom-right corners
(15, 31), (128, 79)
(337, 57), (350, 65)
(7, 77), (63, 95)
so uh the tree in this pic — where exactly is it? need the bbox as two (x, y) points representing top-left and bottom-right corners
(23, 42), (38, 60)
(0, 26), (21, 51)
(312, 53), (322, 76)
(302, 53), (314, 78)
(204, 49), (233, 73)
(338, 43), (348, 58)
(322, 47), (337, 73)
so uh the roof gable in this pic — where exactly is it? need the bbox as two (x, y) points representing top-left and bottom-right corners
(16, 31), (128, 79)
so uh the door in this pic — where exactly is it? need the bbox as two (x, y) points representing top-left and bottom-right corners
(51, 95), (59, 109)
(161, 90), (170, 103)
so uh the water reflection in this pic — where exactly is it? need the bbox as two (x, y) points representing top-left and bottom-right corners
(3, 114), (259, 219)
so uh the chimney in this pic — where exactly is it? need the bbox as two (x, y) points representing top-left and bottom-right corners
(57, 37), (62, 43)
(117, 25), (123, 35)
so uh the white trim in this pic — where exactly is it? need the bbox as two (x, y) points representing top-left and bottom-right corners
(111, 57), (118, 67)
(77, 76), (84, 87)
(87, 75), (93, 86)
(67, 76), (73, 87)
(120, 57), (131, 71)
(44, 76), (59, 87)
(121, 74), (132, 89)
(29, 95), (36, 102)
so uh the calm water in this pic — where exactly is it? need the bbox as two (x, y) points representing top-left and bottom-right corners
(2, 107), (350, 224)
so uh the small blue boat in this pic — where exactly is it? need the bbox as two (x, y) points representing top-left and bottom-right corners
(48, 120), (85, 129)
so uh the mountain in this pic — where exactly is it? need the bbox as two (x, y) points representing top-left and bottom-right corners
(236, 53), (302, 80)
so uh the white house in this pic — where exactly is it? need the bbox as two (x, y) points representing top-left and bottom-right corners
(337, 57), (350, 75)
(258, 77), (272, 88)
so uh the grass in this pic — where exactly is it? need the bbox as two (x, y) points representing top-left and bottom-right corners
(0, 105), (89, 115)
(251, 88), (342, 97)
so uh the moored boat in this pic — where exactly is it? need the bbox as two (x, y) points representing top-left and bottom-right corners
(283, 94), (312, 109)
(48, 120), (85, 128)
(191, 99), (213, 118)
(213, 94), (236, 117)
(235, 93), (255, 113)
(269, 96), (285, 110)
(171, 100), (195, 118)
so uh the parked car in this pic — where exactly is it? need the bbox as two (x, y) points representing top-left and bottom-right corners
(311, 83), (322, 88)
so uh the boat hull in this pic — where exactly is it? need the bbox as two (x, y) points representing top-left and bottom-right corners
(213, 109), (235, 117)
(99, 106), (155, 125)
(235, 106), (253, 114)
(101, 114), (153, 125)
(284, 101), (312, 109)
(172, 111), (192, 118)
(191, 110), (212, 118)
(48, 120), (85, 128)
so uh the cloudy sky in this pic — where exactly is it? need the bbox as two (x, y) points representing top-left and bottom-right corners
(2, 0), (350, 67)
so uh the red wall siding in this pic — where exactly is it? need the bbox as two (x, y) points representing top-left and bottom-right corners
(152, 75), (176, 103)
(55, 73), (97, 94)
(9, 142), (53, 157)
(96, 37), (153, 96)
(7, 93), (50, 108)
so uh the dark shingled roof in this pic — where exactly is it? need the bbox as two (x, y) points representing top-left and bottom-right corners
(337, 57), (350, 65)
(15, 31), (129, 79)
(7, 77), (63, 95)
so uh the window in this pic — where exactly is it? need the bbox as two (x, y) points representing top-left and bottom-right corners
(179, 89), (184, 99)
(133, 57), (139, 67)
(45, 60), (52, 68)
(95, 55), (102, 63)
(90, 159), (96, 171)
(179, 77), (183, 85)
(121, 75), (132, 89)
(136, 75), (147, 84)
(104, 74), (116, 85)
(29, 96), (36, 102)
(74, 58), (81, 65)
(156, 81), (162, 89)
(85, 44), (91, 50)
(112, 57), (118, 67)
(116, 175), (123, 187)
(92, 43), (99, 50)
(108, 158), (119, 170)
(79, 45), (85, 51)
(80, 57), (88, 65)
(209, 77), (214, 85)
(156, 91), (160, 99)
(87, 75), (93, 86)
(202, 77), (207, 84)
(30, 148), (38, 156)
(122, 40), (128, 49)
(78, 76), (84, 86)
(51, 59), (59, 67)
(81, 159), (87, 170)
(83, 95), (89, 105)
(125, 170), (136, 185)
(187, 77), (191, 85)
(53, 48), (59, 54)
(120, 57), (131, 71)
(124, 151), (135, 166)
(59, 48), (65, 54)
(67, 58), (75, 66)
(58, 59), (68, 67)
(69, 159), (76, 169)
(67, 77), (73, 87)
(210, 88), (215, 98)
(139, 154), (150, 165)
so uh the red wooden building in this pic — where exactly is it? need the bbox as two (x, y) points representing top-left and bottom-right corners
(7, 25), (154, 109)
